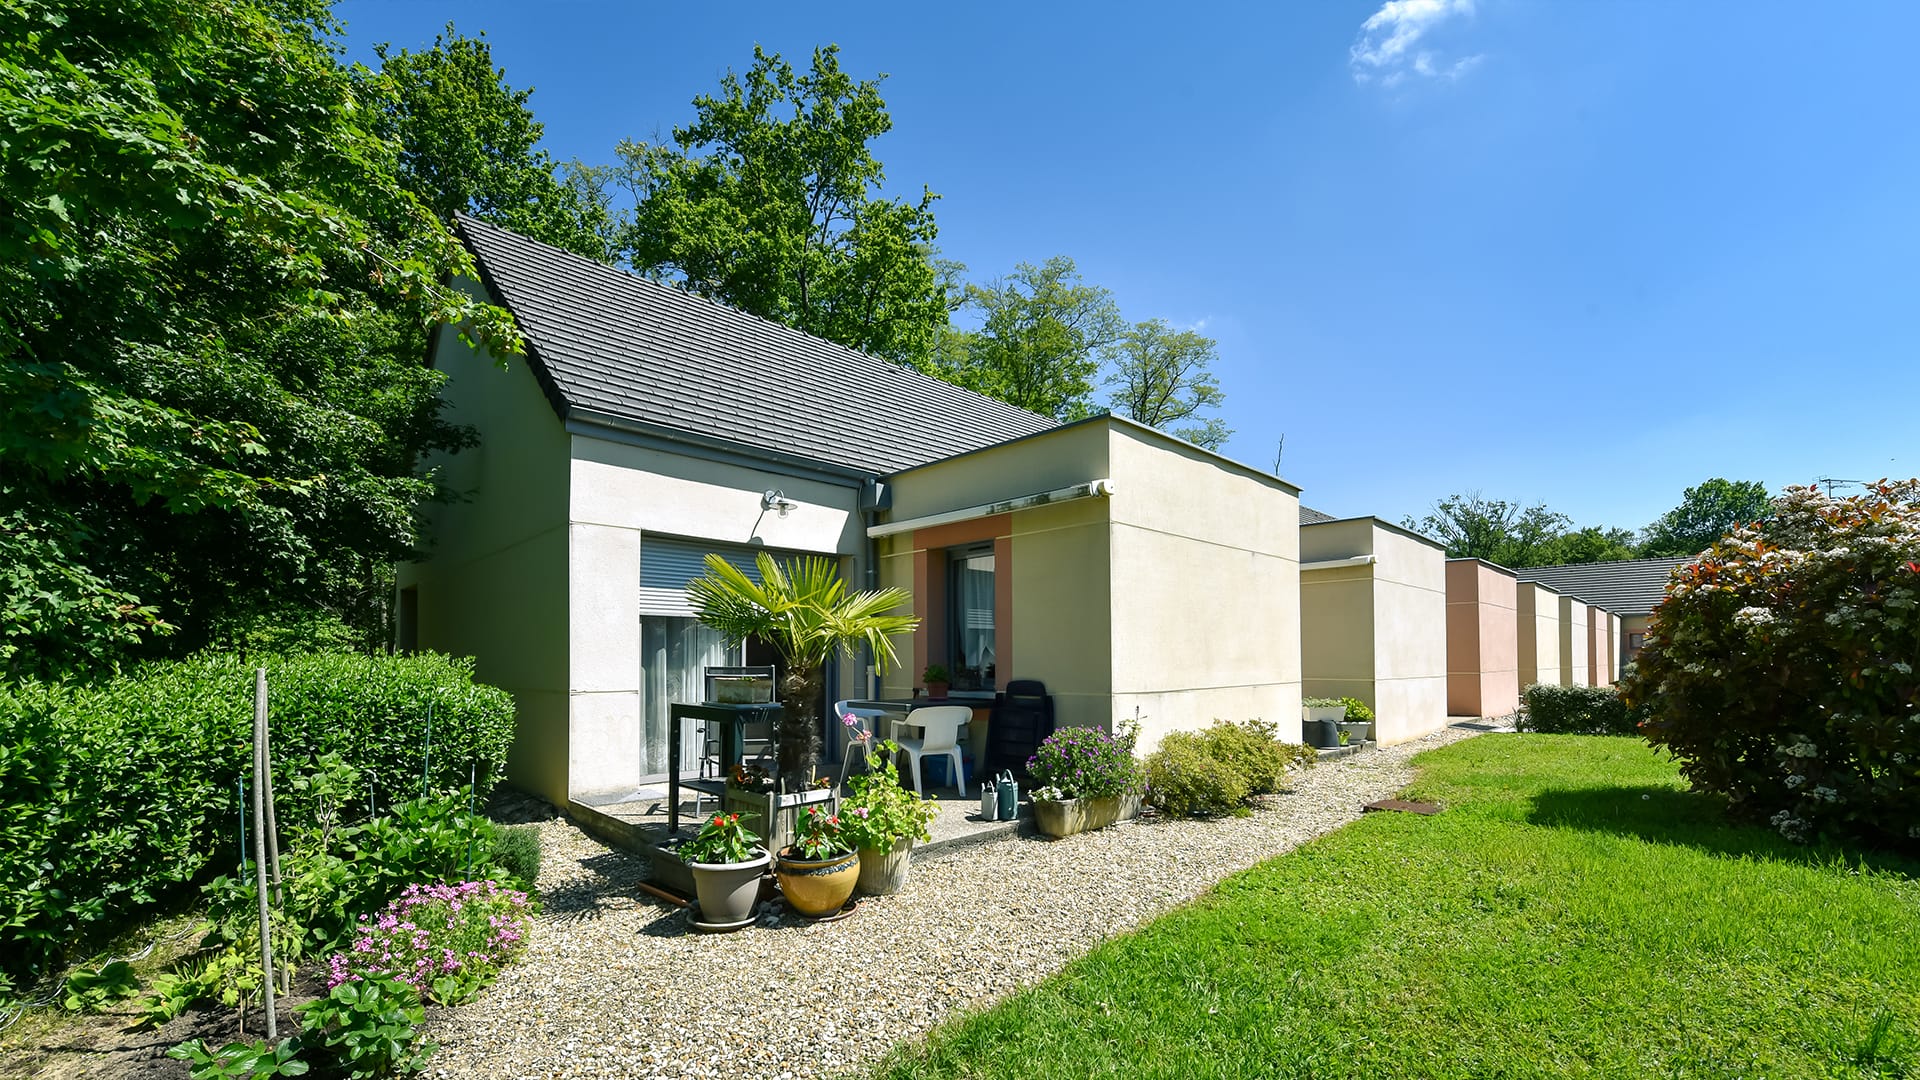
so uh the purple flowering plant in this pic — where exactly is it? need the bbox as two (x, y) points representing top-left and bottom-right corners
(327, 880), (532, 1005)
(1027, 725), (1144, 801)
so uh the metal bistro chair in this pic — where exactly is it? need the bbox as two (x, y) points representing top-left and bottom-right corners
(896, 705), (972, 797)
(832, 699), (894, 790)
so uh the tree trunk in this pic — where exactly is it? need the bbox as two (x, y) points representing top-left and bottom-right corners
(777, 662), (823, 790)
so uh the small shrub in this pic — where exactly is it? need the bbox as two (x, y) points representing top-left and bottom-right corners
(1516, 684), (1640, 736)
(1624, 481), (1920, 848)
(840, 742), (937, 849)
(1144, 731), (1251, 817)
(1200, 719), (1313, 796)
(327, 881), (531, 1006)
(490, 825), (542, 890)
(296, 972), (435, 1078)
(1336, 697), (1375, 725)
(1027, 726), (1144, 800)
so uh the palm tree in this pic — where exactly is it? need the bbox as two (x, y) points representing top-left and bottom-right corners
(688, 552), (918, 788)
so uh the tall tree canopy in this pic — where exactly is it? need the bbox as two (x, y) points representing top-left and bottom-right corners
(932, 256), (1125, 420)
(361, 24), (610, 260)
(1403, 494), (1573, 568)
(0, 0), (519, 675)
(1106, 319), (1231, 449)
(616, 45), (947, 365)
(1639, 478), (1774, 557)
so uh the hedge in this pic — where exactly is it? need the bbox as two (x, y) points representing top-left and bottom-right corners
(0, 651), (513, 995)
(1514, 683), (1641, 736)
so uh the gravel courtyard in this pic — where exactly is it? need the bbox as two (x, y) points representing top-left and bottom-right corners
(423, 725), (1487, 1080)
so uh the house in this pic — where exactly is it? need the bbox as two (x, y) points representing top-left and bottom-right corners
(1444, 558), (1519, 719)
(1515, 557), (1688, 665)
(1515, 581), (1564, 689)
(401, 217), (1303, 809)
(1297, 513), (1449, 745)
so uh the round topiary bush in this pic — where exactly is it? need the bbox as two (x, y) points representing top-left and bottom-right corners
(1621, 481), (1920, 849)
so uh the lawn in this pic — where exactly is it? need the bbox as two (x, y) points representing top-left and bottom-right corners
(872, 735), (1920, 1079)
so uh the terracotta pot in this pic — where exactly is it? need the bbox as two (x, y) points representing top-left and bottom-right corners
(856, 839), (914, 895)
(925, 681), (950, 700)
(775, 847), (859, 917)
(687, 849), (770, 926)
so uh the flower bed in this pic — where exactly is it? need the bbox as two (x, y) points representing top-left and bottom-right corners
(329, 880), (533, 1005)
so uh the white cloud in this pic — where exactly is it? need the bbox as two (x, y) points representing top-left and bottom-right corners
(1350, 0), (1484, 87)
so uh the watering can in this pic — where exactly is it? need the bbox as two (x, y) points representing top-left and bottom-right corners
(995, 769), (1018, 821)
(979, 783), (999, 821)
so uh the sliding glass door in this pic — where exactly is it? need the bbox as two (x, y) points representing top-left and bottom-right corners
(639, 616), (739, 781)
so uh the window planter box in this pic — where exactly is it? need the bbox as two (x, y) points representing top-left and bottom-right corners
(1034, 792), (1142, 838)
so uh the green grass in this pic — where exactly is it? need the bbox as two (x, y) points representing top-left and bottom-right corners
(872, 736), (1920, 1080)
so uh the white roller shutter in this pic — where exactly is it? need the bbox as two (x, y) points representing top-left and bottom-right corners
(638, 536), (816, 617)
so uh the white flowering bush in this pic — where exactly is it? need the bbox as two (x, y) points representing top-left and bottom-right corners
(1622, 481), (1920, 849)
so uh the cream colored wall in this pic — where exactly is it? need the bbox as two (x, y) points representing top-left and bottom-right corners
(1609, 613), (1624, 682)
(1516, 583), (1563, 689)
(1369, 526), (1448, 745)
(884, 423), (1110, 521)
(1300, 563), (1374, 708)
(1587, 604), (1609, 687)
(566, 435), (864, 797)
(1558, 596), (1590, 688)
(399, 306), (571, 806)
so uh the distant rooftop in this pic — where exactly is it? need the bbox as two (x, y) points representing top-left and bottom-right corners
(1514, 557), (1691, 615)
(453, 215), (1058, 476)
(1300, 506), (1336, 524)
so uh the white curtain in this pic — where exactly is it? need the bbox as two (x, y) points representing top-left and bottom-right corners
(954, 557), (995, 688)
(641, 617), (737, 779)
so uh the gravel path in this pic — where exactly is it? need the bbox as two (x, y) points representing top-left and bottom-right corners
(424, 725), (1487, 1080)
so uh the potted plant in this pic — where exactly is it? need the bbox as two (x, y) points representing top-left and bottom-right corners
(1301, 698), (1347, 749)
(773, 805), (860, 917)
(839, 738), (939, 895)
(922, 663), (951, 700)
(1026, 724), (1145, 839)
(689, 553), (918, 793)
(1336, 696), (1375, 744)
(679, 812), (769, 928)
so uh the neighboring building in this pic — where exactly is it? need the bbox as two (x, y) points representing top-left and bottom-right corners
(1557, 595), (1591, 688)
(1516, 581), (1563, 689)
(1298, 514), (1450, 746)
(403, 217), (1304, 808)
(1587, 603), (1610, 687)
(1516, 557), (1689, 664)
(1444, 558), (1519, 719)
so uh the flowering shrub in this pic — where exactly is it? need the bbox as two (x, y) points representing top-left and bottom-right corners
(327, 881), (531, 1005)
(679, 812), (763, 865)
(1027, 725), (1144, 800)
(787, 805), (854, 860)
(1622, 481), (1920, 849)
(840, 740), (938, 850)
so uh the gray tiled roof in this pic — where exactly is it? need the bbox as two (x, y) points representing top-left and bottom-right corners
(1300, 506), (1336, 524)
(1514, 557), (1691, 615)
(454, 215), (1058, 476)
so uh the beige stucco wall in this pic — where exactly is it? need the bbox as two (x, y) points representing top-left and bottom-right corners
(567, 436), (865, 797)
(1516, 582), (1563, 690)
(1558, 596), (1591, 688)
(1301, 520), (1447, 747)
(1445, 559), (1519, 718)
(399, 309), (571, 806)
(1622, 613), (1652, 664)
(1586, 604), (1609, 687)
(880, 418), (1302, 749)
(1609, 613), (1624, 683)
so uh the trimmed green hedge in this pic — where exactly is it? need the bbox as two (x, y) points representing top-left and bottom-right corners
(1515, 683), (1640, 736)
(0, 651), (513, 994)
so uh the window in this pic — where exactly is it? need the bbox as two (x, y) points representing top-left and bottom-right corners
(640, 616), (740, 779)
(946, 544), (995, 691)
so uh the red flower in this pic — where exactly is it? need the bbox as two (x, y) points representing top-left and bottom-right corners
(1905, 561), (1920, 574)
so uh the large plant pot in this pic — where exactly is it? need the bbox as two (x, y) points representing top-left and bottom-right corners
(1033, 797), (1089, 839)
(856, 839), (914, 895)
(775, 848), (859, 917)
(1338, 720), (1374, 744)
(688, 849), (770, 927)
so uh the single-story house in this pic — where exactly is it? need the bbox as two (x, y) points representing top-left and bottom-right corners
(1444, 558), (1519, 719)
(1516, 581), (1564, 689)
(1516, 557), (1689, 665)
(1297, 513), (1449, 745)
(401, 217), (1304, 809)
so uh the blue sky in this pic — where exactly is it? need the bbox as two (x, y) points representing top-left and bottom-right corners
(336, 1), (1919, 534)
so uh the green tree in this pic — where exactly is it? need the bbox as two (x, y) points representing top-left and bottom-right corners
(934, 256), (1125, 419)
(616, 45), (947, 365)
(1541, 526), (1639, 565)
(362, 24), (612, 260)
(1639, 478), (1775, 557)
(688, 554), (917, 789)
(0, 0), (518, 675)
(1404, 494), (1571, 567)
(1106, 319), (1231, 449)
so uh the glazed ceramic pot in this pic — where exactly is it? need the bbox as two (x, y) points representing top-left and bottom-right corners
(774, 847), (860, 916)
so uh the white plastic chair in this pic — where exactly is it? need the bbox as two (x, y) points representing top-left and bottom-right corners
(832, 699), (894, 790)
(896, 705), (971, 797)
